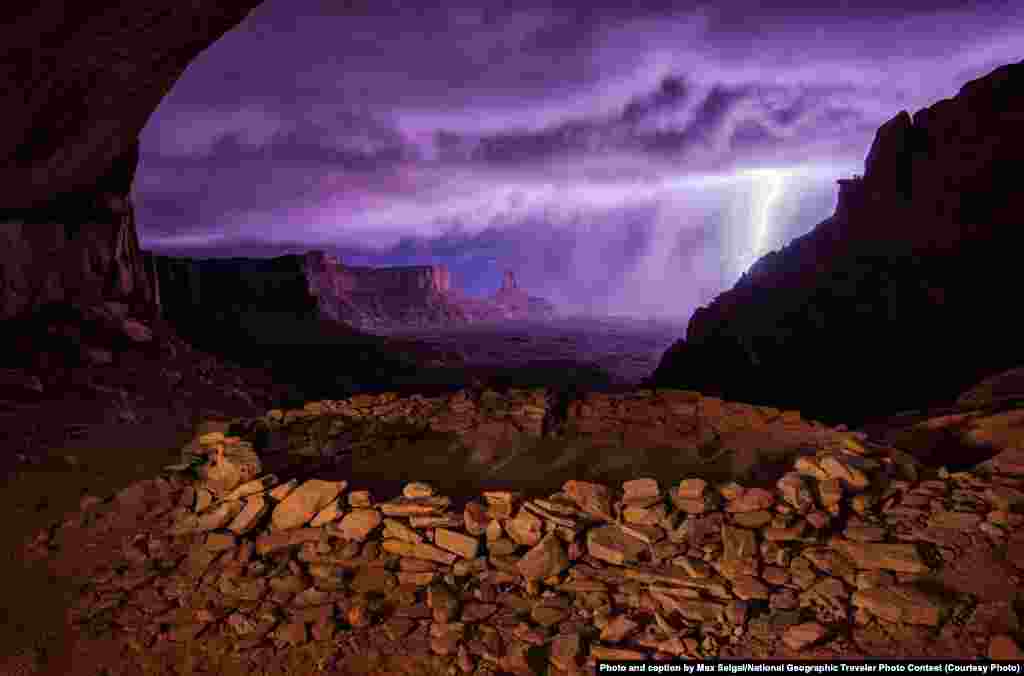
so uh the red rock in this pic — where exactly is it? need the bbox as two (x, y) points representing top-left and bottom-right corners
(550, 632), (582, 671)
(676, 478), (708, 500)
(505, 509), (544, 547)
(783, 622), (828, 651)
(622, 478), (661, 500)
(988, 635), (1024, 660)
(461, 602), (497, 623)
(3, 0), (263, 320)
(806, 511), (830, 529)
(1006, 531), (1024, 571)
(562, 481), (613, 520)
(852, 585), (945, 626)
(254, 529), (323, 555)
(726, 488), (775, 513)
(518, 534), (570, 580)
(464, 502), (489, 535)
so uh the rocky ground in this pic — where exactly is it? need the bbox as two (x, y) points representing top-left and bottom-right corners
(0, 303), (299, 476)
(4, 371), (1023, 676)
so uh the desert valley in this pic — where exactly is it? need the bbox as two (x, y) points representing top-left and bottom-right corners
(1, 2), (1024, 676)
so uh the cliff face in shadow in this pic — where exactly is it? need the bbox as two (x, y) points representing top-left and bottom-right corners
(153, 253), (323, 346)
(1, 1), (263, 322)
(649, 59), (1024, 426)
(154, 252), (558, 340)
(150, 253), (470, 402)
(153, 251), (480, 339)
(0, 141), (160, 322)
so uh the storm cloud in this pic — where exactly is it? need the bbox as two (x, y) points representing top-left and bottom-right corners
(136, 0), (1024, 320)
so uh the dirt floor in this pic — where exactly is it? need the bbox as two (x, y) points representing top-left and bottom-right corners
(0, 314), (685, 676)
(383, 316), (684, 387)
(0, 414), (190, 675)
(0, 412), (458, 676)
(0, 391), (816, 676)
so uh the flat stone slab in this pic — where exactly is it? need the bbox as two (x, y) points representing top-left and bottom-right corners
(222, 474), (279, 501)
(434, 528), (480, 559)
(381, 539), (458, 565)
(852, 585), (945, 626)
(587, 524), (647, 566)
(783, 622), (829, 651)
(378, 496), (451, 516)
(228, 494), (270, 535)
(519, 533), (569, 580)
(830, 539), (930, 573)
(562, 480), (613, 520)
(334, 509), (382, 541)
(383, 518), (423, 544)
(309, 498), (345, 527)
(199, 443), (262, 496)
(622, 478), (660, 500)
(271, 479), (347, 530)
(505, 509), (543, 547)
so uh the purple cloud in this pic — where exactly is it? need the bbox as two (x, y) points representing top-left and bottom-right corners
(135, 0), (1024, 321)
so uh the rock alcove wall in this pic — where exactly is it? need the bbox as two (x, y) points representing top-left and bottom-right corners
(1, 0), (263, 321)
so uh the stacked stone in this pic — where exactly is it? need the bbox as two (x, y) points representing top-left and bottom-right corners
(29, 420), (1022, 674)
(567, 389), (820, 449)
(237, 387), (845, 474)
(250, 388), (552, 464)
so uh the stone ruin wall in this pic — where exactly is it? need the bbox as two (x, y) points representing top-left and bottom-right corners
(254, 388), (842, 467)
(25, 386), (1024, 672)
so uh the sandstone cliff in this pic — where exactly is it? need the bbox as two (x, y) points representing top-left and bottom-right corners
(152, 250), (561, 338)
(305, 252), (468, 331)
(0, 141), (159, 321)
(153, 251), (467, 337)
(649, 59), (1024, 426)
(152, 254), (323, 346)
(154, 252), (557, 337)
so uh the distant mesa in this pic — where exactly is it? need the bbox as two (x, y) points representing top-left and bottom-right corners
(152, 251), (556, 337)
(303, 251), (465, 330)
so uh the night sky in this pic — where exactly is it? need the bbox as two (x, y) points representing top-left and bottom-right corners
(135, 0), (1023, 320)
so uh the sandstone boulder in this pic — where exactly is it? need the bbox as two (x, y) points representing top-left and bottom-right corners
(587, 525), (647, 566)
(563, 480), (614, 521)
(519, 534), (570, 580)
(198, 442), (262, 497)
(270, 479), (347, 531)
(852, 585), (946, 626)
(782, 622), (829, 651)
(335, 509), (382, 541)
